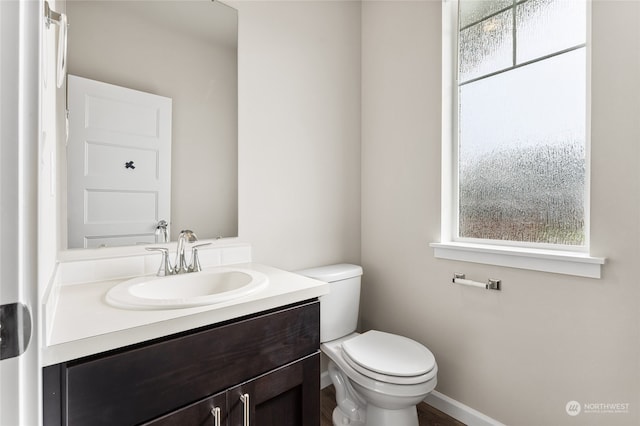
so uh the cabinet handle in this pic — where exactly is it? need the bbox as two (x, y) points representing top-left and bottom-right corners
(240, 393), (250, 426)
(210, 406), (221, 426)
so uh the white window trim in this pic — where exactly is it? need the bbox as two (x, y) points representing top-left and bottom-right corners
(432, 0), (604, 279)
(430, 242), (604, 279)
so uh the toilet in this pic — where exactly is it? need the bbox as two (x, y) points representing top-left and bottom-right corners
(297, 264), (437, 426)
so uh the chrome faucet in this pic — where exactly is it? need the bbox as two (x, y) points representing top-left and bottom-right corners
(146, 229), (211, 276)
(154, 220), (169, 243)
(175, 230), (198, 274)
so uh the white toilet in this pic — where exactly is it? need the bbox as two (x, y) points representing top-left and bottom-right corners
(297, 264), (437, 426)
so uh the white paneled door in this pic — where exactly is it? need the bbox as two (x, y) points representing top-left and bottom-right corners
(67, 75), (172, 248)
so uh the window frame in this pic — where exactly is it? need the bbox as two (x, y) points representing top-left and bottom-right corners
(431, 0), (604, 278)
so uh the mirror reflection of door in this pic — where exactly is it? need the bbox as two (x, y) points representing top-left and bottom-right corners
(67, 75), (172, 248)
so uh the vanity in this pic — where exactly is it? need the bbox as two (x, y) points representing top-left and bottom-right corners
(41, 245), (328, 426)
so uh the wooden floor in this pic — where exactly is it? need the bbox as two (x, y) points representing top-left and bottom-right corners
(321, 385), (466, 426)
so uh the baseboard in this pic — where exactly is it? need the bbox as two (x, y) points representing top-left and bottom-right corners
(424, 390), (505, 426)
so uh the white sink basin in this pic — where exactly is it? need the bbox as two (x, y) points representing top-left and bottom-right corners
(106, 267), (268, 309)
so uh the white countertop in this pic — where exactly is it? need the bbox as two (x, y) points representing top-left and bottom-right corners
(42, 263), (329, 366)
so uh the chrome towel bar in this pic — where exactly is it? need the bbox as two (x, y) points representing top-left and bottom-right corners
(453, 273), (501, 291)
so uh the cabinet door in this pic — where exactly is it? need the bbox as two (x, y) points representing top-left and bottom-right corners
(142, 391), (227, 426)
(229, 352), (320, 426)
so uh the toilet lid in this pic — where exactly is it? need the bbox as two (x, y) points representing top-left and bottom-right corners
(342, 330), (436, 378)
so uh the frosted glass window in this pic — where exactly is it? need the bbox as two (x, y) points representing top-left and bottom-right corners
(517, 0), (587, 64)
(458, 49), (586, 245)
(459, 9), (513, 83)
(455, 0), (588, 246)
(459, 0), (513, 28)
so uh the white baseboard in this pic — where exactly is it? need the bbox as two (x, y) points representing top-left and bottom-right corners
(424, 390), (505, 426)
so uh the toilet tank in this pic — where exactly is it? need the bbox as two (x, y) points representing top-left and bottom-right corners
(296, 264), (363, 343)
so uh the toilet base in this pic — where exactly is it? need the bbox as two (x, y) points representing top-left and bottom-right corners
(327, 359), (424, 426)
(331, 402), (419, 426)
(333, 406), (365, 426)
(364, 404), (418, 426)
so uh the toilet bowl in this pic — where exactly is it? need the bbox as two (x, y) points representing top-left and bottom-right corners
(322, 332), (437, 426)
(296, 264), (438, 426)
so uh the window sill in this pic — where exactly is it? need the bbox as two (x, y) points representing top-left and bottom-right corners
(429, 242), (605, 279)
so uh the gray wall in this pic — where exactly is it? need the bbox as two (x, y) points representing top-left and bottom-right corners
(361, 1), (639, 425)
(233, 0), (362, 270)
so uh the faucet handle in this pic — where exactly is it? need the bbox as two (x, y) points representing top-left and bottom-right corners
(188, 243), (212, 273)
(146, 247), (173, 276)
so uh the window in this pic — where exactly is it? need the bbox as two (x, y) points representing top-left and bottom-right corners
(432, 0), (605, 278)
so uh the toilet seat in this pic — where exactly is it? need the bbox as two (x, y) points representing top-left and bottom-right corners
(322, 333), (438, 399)
(341, 331), (436, 385)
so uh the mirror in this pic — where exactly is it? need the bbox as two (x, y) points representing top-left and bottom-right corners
(63, 0), (238, 249)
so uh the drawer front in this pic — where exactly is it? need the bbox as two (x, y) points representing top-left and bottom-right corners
(63, 300), (319, 425)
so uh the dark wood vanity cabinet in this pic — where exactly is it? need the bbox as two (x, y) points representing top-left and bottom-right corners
(43, 300), (320, 426)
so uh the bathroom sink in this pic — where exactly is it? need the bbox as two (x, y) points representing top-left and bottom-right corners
(106, 267), (268, 309)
